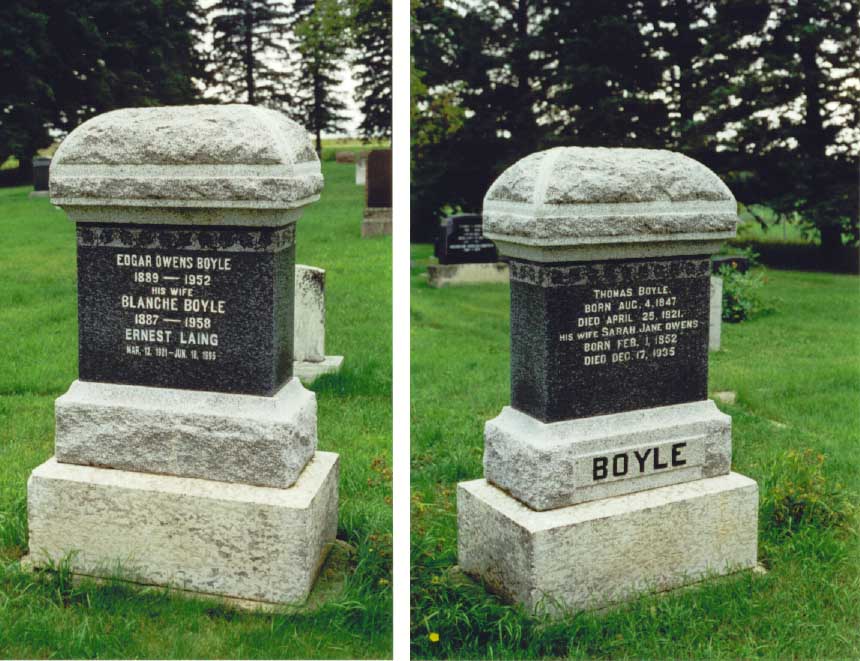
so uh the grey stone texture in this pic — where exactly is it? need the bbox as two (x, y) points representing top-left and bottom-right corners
(356, 155), (367, 185)
(28, 452), (339, 605)
(483, 400), (732, 510)
(427, 262), (509, 288)
(50, 105), (323, 210)
(54, 378), (317, 489)
(295, 265), (327, 363)
(361, 207), (392, 237)
(293, 355), (344, 383)
(482, 147), (738, 262)
(458, 473), (759, 616)
(293, 265), (343, 382)
(710, 275), (723, 351)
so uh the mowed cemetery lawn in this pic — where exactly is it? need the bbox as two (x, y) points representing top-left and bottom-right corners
(0, 161), (392, 659)
(410, 244), (860, 659)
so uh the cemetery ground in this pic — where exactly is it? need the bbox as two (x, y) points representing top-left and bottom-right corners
(0, 161), (392, 659)
(410, 244), (859, 659)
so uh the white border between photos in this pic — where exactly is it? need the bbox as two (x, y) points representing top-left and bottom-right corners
(391, 0), (410, 658)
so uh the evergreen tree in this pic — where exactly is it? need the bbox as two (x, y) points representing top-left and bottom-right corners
(352, 0), (391, 141)
(411, 0), (668, 239)
(0, 0), (52, 178)
(713, 0), (859, 256)
(1, 0), (206, 178)
(208, 0), (297, 105)
(292, 0), (350, 153)
(541, 0), (668, 148)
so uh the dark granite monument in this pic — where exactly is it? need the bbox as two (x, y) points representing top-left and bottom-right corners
(76, 224), (295, 395)
(434, 214), (498, 264)
(362, 149), (392, 237)
(365, 149), (392, 208)
(427, 214), (508, 287)
(30, 156), (51, 197)
(509, 256), (710, 421)
(458, 146), (759, 616)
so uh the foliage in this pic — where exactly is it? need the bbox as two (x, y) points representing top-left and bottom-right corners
(0, 0), (206, 172)
(292, 0), (351, 153)
(719, 264), (772, 323)
(411, 1), (860, 256)
(714, 1), (860, 257)
(208, 0), (300, 106)
(351, 0), (392, 141)
(761, 449), (855, 536)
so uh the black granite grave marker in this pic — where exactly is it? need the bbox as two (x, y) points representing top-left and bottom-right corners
(435, 214), (499, 264)
(509, 255), (710, 422)
(33, 157), (51, 192)
(365, 149), (392, 208)
(76, 223), (295, 396)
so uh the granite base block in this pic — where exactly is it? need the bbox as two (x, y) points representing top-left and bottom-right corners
(458, 473), (758, 616)
(293, 356), (344, 383)
(484, 400), (731, 510)
(427, 262), (509, 288)
(27, 452), (339, 605)
(55, 378), (316, 489)
(361, 208), (392, 237)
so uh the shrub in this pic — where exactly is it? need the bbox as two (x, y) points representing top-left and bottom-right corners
(762, 448), (856, 535)
(719, 264), (772, 322)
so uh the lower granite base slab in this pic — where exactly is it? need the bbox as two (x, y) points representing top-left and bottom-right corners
(427, 262), (509, 288)
(293, 356), (344, 383)
(361, 208), (392, 237)
(458, 472), (758, 616)
(27, 452), (339, 605)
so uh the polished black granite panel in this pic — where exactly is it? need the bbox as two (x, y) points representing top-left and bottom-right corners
(76, 223), (295, 395)
(509, 256), (710, 422)
(435, 214), (498, 264)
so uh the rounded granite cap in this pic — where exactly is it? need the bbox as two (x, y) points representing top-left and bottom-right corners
(483, 147), (738, 261)
(50, 104), (323, 211)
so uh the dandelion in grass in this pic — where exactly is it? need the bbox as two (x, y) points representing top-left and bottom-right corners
(429, 632), (440, 643)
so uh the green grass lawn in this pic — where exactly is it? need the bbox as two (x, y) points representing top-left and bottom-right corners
(0, 162), (392, 659)
(410, 244), (860, 659)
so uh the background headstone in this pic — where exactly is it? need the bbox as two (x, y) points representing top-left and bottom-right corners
(356, 153), (367, 186)
(362, 149), (392, 237)
(709, 275), (723, 351)
(427, 213), (507, 287)
(27, 105), (339, 606)
(294, 264), (343, 382)
(434, 214), (498, 264)
(30, 156), (51, 197)
(458, 147), (758, 615)
(365, 149), (392, 208)
(335, 151), (356, 164)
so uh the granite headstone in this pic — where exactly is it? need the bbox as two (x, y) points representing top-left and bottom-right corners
(435, 214), (498, 264)
(362, 149), (392, 237)
(27, 105), (340, 606)
(458, 147), (759, 616)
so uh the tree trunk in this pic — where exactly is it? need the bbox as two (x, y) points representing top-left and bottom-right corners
(244, 1), (256, 105)
(819, 224), (843, 258)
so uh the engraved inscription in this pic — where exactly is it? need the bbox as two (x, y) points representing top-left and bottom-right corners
(115, 252), (231, 363)
(509, 256), (710, 421)
(575, 437), (705, 486)
(559, 283), (700, 368)
(76, 224), (294, 395)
